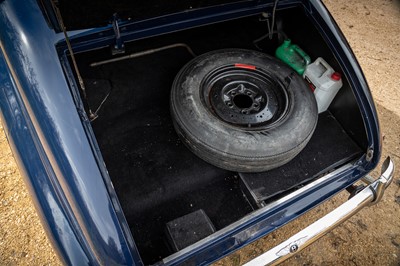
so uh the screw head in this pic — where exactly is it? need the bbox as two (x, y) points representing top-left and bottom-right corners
(366, 149), (374, 162)
(289, 244), (298, 253)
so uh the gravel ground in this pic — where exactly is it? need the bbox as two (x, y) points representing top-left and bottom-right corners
(1, 0), (399, 265)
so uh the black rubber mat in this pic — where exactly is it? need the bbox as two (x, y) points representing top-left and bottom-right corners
(240, 111), (363, 203)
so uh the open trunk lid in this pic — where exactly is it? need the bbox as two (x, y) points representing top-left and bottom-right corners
(45, 0), (264, 30)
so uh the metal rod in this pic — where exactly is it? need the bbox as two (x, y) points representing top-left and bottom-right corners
(90, 43), (196, 67)
(87, 43), (196, 117)
(51, 1), (97, 120)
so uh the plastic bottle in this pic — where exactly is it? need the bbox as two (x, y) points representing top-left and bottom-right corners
(275, 39), (311, 75)
(303, 57), (343, 113)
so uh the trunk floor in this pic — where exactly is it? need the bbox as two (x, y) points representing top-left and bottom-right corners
(240, 111), (363, 204)
(79, 47), (362, 264)
(84, 48), (254, 264)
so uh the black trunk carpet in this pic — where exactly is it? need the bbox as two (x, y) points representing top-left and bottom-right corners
(240, 111), (363, 204)
(77, 46), (362, 264)
(81, 48), (253, 264)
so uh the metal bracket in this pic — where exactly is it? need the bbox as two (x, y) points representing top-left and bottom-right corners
(366, 148), (374, 162)
(111, 13), (125, 55)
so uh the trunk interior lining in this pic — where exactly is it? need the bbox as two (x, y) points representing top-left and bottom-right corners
(78, 46), (362, 264)
(71, 12), (365, 264)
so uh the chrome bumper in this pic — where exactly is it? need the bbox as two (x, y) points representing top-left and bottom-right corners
(244, 157), (394, 266)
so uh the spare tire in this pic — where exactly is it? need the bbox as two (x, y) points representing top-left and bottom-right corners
(170, 49), (317, 172)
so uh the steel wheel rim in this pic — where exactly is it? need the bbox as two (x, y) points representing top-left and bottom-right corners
(200, 64), (290, 129)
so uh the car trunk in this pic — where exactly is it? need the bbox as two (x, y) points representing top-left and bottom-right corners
(62, 3), (367, 264)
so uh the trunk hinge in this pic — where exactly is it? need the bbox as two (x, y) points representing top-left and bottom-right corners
(111, 13), (125, 55)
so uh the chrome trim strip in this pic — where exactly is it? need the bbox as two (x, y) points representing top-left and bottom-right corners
(162, 163), (354, 263)
(244, 157), (394, 266)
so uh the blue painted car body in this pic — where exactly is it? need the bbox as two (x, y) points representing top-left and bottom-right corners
(0, 0), (380, 265)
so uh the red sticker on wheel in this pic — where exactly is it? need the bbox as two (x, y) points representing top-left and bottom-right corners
(234, 63), (256, 70)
